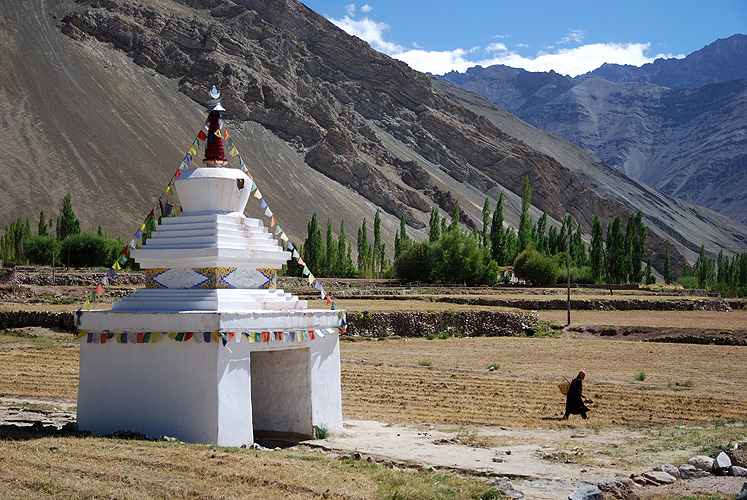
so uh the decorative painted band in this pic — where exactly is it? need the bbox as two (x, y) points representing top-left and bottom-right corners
(76, 327), (342, 345)
(144, 267), (277, 289)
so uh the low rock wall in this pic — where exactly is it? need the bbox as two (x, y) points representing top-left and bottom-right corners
(344, 310), (539, 338)
(0, 311), (75, 332)
(436, 296), (734, 311)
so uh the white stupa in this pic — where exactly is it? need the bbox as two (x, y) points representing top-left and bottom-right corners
(76, 87), (344, 446)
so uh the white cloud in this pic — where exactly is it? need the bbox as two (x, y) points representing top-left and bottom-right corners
(516, 43), (529, 48)
(325, 13), (678, 77)
(558, 29), (585, 45)
(361, 4), (372, 13)
(328, 15), (404, 55)
(345, 3), (356, 16)
(485, 42), (507, 53)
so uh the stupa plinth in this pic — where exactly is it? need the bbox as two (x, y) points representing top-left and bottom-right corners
(77, 87), (344, 446)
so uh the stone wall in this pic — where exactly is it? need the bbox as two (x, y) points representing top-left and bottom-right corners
(344, 310), (539, 338)
(435, 296), (735, 311)
(0, 311), (75, 331)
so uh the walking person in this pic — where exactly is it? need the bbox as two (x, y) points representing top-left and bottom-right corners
(562, 370), (590, 420)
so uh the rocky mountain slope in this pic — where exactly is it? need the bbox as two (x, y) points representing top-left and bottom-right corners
(1, 0), (746, 275)
(438, 36), (747, 225)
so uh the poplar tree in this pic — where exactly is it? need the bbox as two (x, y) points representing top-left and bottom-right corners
(429, 206), (441, 243)
(303, 212), (325, 276)
(590, 214), (604, 283)
(38, 210), (49, 237)
(490, 192), (505, 263)
(373, 209), (383, 276)
(625, 210), (647, 283)
(450, 200), (460, 232)
(56, 192), (80, 240)
(518, 176), (532, 251)
(663, 248), (673, 284)
(481, 198), (491, 247)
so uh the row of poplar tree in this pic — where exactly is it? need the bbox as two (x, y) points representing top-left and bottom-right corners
(0, 193), (130, 268)
(300, 177), (656, 286)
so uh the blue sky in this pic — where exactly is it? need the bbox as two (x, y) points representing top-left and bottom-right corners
(301, 1), (746, 76)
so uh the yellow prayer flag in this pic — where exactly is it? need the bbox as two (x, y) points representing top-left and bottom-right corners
(168, 332), (178, 340)
(112, 261), (121, 271)
(229, 145), (238, 157)
(115, 333), (123, 343)
(212, 332), (220, 343)
(152, 332), (159, 343)
(253, 189), (262, 199)
(76, 330), (86, 339)
(188, 146), (197, 156)
(308, 274), (315, 284)
(280, 232), (289, 242)
(214, 129), (221, 137)
(165, 185), (173, 195)
(140, 223), (147, 232)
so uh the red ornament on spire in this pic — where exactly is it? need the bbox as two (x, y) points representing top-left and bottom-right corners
(203, 86), (228, 167)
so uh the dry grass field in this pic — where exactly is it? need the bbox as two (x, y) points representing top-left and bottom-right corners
(0, 279), (746, 499)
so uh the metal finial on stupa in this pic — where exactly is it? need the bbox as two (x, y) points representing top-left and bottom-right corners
(206, 85), (226, 112)
(203, 85), (228, 167)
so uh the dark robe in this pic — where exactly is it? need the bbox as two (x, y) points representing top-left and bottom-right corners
(564, 376), (589, 419)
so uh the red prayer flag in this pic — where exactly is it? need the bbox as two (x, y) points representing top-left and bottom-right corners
(197, 130), (207, 141)
(184, 332), (194, 342)
(174, 169), (181, 178)
(326, 295), (332, 305)
(137, 332), (144, 343)
(95, 283), (105, 295)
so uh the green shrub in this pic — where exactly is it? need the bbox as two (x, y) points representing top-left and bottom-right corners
(677, 276), (699, 289)
(635, 371), (646, 381)
(60, 233), (124, 267)
(418, 360), (432, 368)
(486, 363), (499, 371)
(513, 249), (557, 286)
(23, 236), (61, 265)
(313, 425), (329, 439)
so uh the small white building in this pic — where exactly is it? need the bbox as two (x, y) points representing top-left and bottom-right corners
(76, 88), (344, 446)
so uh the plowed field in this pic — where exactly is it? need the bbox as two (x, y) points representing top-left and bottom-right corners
(1, 335), (745, 429)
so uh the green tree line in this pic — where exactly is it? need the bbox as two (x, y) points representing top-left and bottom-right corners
(0, 193), (127, 268)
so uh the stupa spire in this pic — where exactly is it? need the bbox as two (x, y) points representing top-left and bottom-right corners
(203, 86), (228, 167)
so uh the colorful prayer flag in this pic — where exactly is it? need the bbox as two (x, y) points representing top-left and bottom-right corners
(259, 198), (267, 209)
(95, 283), (105, 295)
(112, 261), (121, 271)
(188, 146), (197, 156)
(270, 216), (276, 227)
(84, 299), (91, 311)
(197, 130), (207, 141)
(253, 189), (262, 199)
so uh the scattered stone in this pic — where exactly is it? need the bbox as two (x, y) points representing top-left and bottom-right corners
(689, 455), (714, 472)
(597, 478), (640, 500)
(678, 463), (709, 479)
(568, 484), (603, 500)
(631, 474), (657, 486)
(714, 451), (732, 470)
(732, 466), (747, 477)
(653, 463), (680, 479)
(642, 471), (677, 484)
(160, 435), (178, 442)
(501, 488), (524, 499)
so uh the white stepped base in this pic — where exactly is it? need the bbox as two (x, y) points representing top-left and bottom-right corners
(78, 308), (340, 334)
(111, 288), (306, 312)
